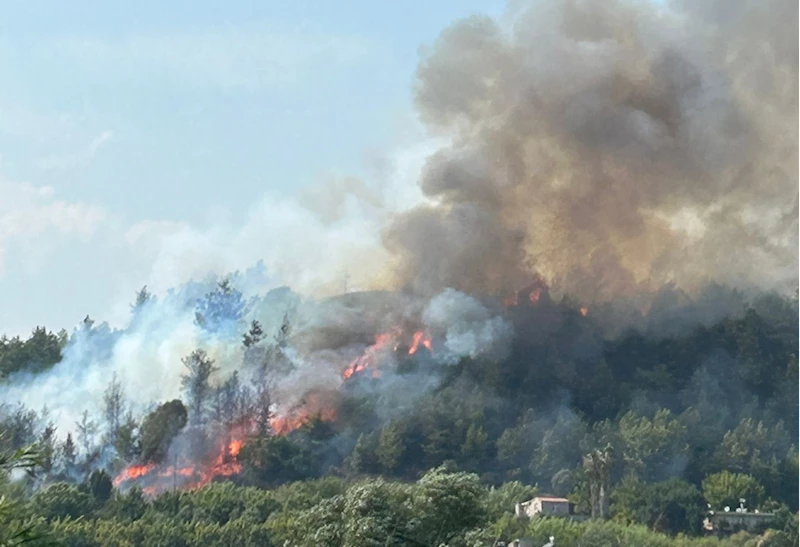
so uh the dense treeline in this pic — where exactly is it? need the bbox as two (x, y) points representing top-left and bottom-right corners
(2, 465), (798, 546)
(0, 281), (797, 545)
(0, 326), (66, 379)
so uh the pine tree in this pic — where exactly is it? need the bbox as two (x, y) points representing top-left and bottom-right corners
(347, 434), (379, 475)
(377, 422), (407, 475)
(103, 372), (125, 448)
(82, 315), (94, 331)
(39, 422), (57, 474)
(194, 278), (246, 333)
(75, 410), (97, 457)
(115, 412), (139, 461)
(248, 314), (293, 436)
(181, 349), (218, 428)
(242, 320), (264, 349)
(61, 432), (77, 474)
(131, 285), (153, 313)
(461, 423), (489, 470)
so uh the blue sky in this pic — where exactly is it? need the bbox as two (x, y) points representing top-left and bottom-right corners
(0, 0), (507, 336)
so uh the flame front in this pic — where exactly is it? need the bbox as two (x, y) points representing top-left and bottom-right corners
(114, 428), (248, 494)
(229, 439), (243, 457)
(408, 331), (432, 355)
(112, 464), (156, 488)
(342, 330), (398, 380)
(116, 326), (434, 495)
(503, 281), (546, 308)
(270, 406), (337, 435)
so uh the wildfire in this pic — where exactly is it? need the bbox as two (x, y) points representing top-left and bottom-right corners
(138, 459), (243, 496)
(342, 330), (398, 380)
(270, 390), (339, 435)
(114, 391), (346, 495)
(503, 280), (547, 308)
(408, 331), (432, 355)
(113, 426), (249, 495)
(112, 463), (155, 487)
(270, 407), (337, 435)
(580, 307), (589, 317)
(115, 325), (435, 496)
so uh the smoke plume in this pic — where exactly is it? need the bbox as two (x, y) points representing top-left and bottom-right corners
(383, 0), (798, 300)
(422, 289), (513, 364)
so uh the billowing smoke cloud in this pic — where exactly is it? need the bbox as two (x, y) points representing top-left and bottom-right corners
(383, 0), (798, 300)
(423, 288), (513, 364)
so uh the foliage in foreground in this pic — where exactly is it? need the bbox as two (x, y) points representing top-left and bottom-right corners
(0, 442), (52, 547)
(5, 468), (795, 547)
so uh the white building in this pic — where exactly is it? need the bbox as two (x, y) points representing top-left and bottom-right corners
(515, 496), (572, 518)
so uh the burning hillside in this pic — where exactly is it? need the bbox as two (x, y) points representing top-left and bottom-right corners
(0, 0), (795, 517)
(111, 267), (767, 496)
(104, 274), (760, 497)
(112, 319), (444, 495)
(341, 328), (434, 380)
(112, 433), (244, 496)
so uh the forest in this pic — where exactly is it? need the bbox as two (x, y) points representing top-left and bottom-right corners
(0, 276), (797, 547)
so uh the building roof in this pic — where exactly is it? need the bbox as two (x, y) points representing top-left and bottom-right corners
(533, 496), (570, 503)
(709, 512), (775, 518)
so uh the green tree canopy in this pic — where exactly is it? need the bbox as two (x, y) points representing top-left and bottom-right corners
(138, 399), (187, 464)
(702, 470), (766, 511)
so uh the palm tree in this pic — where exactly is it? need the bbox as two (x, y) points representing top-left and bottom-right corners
(0, 440), (50, 546)
(583, 443), (614, 519)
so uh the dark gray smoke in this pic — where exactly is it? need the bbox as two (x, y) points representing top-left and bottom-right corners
(383, 0), (798, 301)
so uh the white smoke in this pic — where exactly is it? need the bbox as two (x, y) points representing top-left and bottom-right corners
(0, 291), (246, 438)
(0, 128), (444, 441)
(423, 288), (513, 365)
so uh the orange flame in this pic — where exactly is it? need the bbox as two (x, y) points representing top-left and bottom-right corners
(580, 307), (589, 317)
(112, 463), (156, 487)
(114, 425), (249, 494)
(408, 331), (432, 355)
(505, 277), (549, 307)
(270, 407), (337, 435)
(270, 391), (338, 434)
(113, 392), (346, 495)
(342, 330), (398, 380)
(228, 439), (243, 457)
